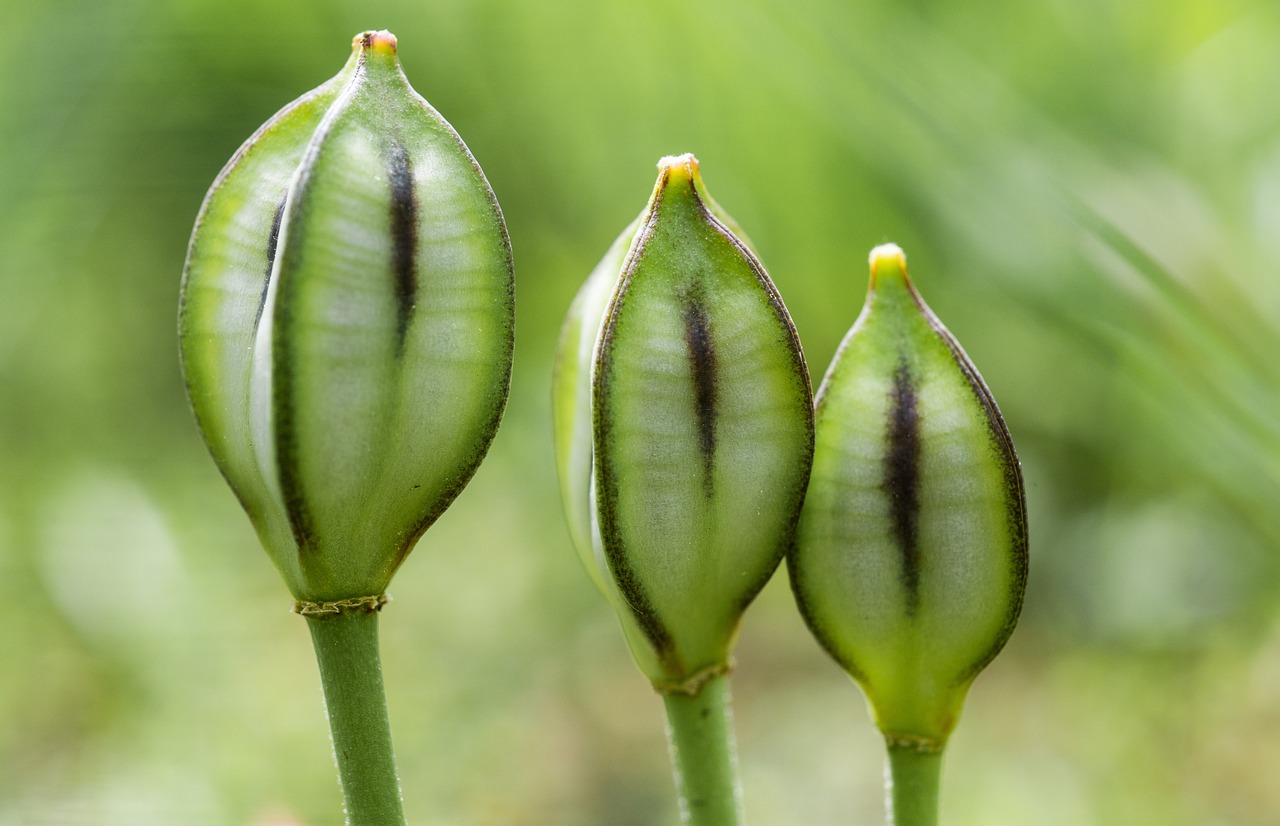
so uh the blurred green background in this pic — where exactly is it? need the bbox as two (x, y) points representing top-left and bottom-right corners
(3, 0), (1279, 823)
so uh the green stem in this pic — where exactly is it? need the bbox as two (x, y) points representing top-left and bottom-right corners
(885, 744), (942, 826)
(305, 608), (406, 826)
(661, 672), (745, 826)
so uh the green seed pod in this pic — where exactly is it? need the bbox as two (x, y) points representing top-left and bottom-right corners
(554, 154), (814, 693)
(180, 31), (514, 604)
(790, 244), (1027, 750)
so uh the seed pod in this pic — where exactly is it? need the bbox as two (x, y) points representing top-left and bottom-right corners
(553, 154), (814, 693)
(180, 31), (514, 604)
(790, 244), (1027, 748)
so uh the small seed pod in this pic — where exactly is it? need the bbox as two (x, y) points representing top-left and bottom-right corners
(790, 244), (1027, 749)
(180, 31), (514, 604)
(554, 154), (814, 693)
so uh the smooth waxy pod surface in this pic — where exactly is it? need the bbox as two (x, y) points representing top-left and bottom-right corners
(180, 31), (514, 603)
(790, 244), (1027, 748)
(554, 154), (813, 693)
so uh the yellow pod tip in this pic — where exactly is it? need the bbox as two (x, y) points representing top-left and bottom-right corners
(657, 152), (700, 181)
(869, 242), (908, 287)
(353, 29), (398, 56)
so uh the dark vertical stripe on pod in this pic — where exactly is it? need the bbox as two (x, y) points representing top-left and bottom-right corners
(258, 194), (317, 557)
(593, 246), (676, 664)
(253, 197), (288, 334)
(276, 406), (316, 559)
(279, 464), (315, 556)
(882, 359), (922, 613)
(593, 381), (676, 662)
(387, 141), (418, 355)
(681, 285), (718, 496)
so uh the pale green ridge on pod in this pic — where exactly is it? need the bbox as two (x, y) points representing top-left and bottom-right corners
(555, 153), (813, 693)
(789, 243), (1027, 747)
(180, 31), (514, 602)
(554, 217), (641, 596)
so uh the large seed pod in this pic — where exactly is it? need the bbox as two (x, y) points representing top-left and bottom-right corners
(180, 31), (514, 603)
(554, 154), (814, 693)
(790, 244), (1027, 748)
(554, 169), (761, 599)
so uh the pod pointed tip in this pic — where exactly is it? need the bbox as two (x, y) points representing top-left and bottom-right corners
(354, 29), (398, 57)
(869, 243), (908, 287)
(657, 152), (700, 177)
(654, 153), (712, 207)
(647, 153), (706, 213)
(657, 153), (702, 192)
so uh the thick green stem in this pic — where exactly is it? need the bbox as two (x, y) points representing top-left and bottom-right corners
(305, 608), (406, 826)
(885, 744), (942, 826)
(661, 673), (745, 826)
